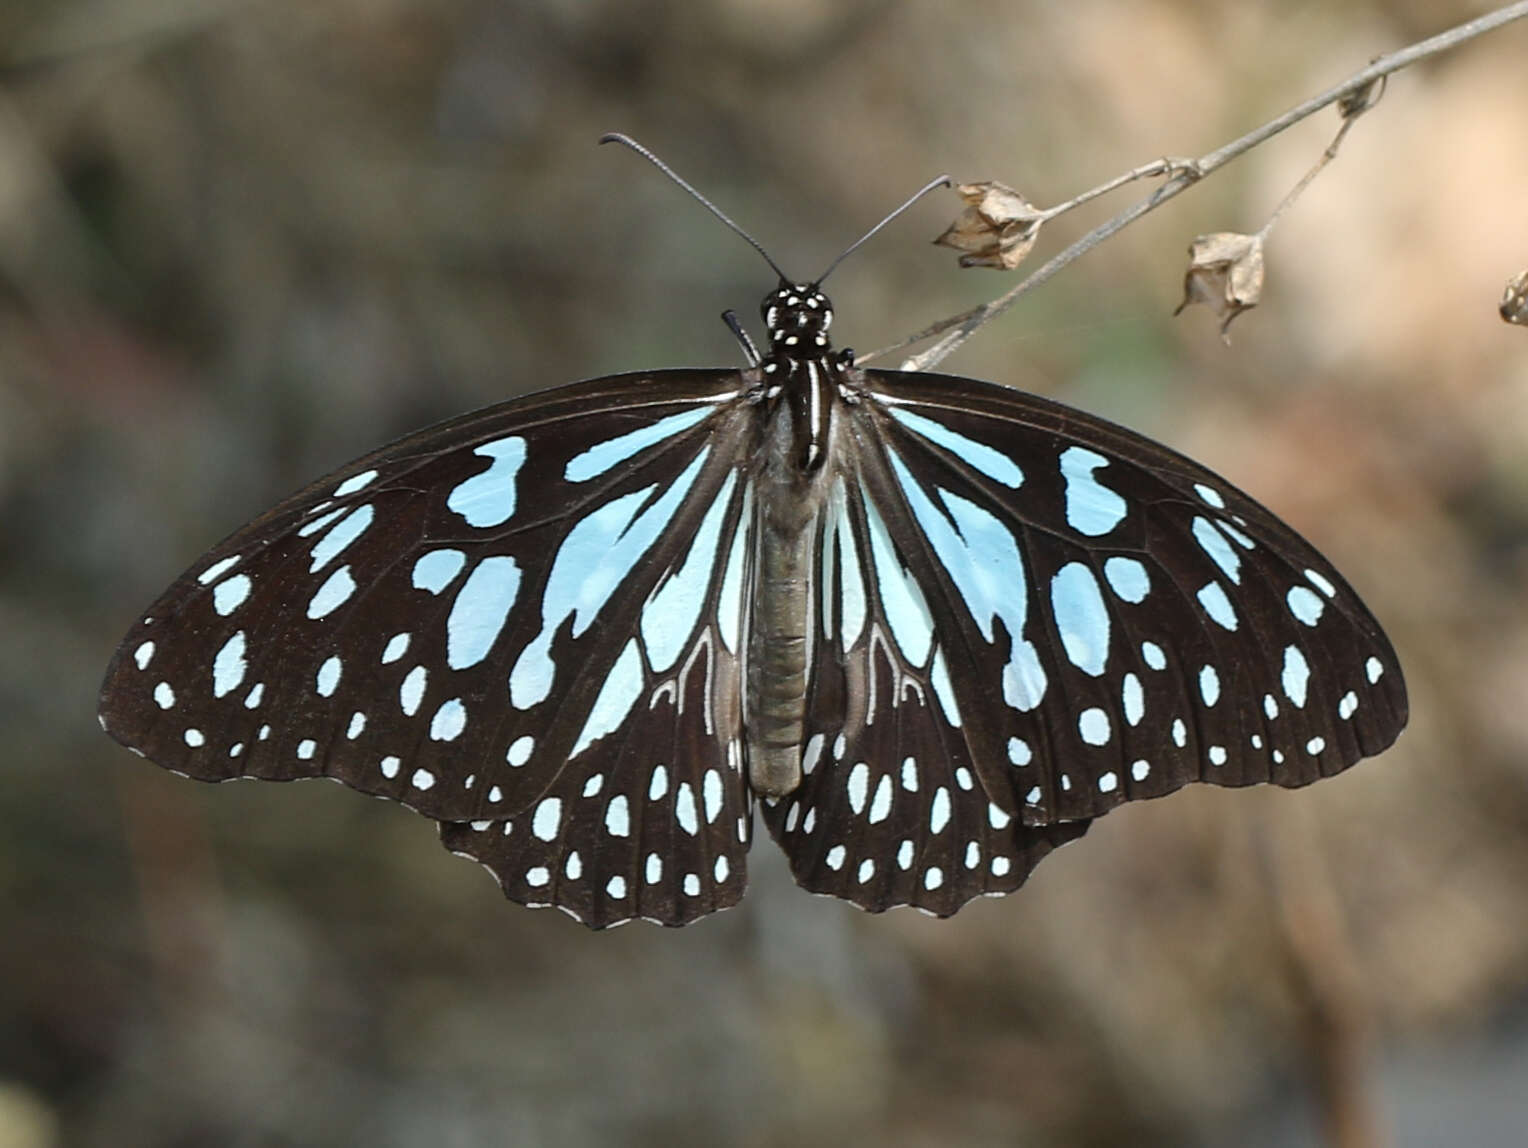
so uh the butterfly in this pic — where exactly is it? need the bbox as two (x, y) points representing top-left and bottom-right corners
(99, 140), (1407, 929)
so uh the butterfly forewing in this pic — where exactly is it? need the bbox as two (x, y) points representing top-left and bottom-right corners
(99, 370), (754, 827)
(845, 369), (1406, 827)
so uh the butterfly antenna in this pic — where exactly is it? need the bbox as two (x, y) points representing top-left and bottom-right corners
(601, 132), (790, 283)
(816, 174), (952, 285)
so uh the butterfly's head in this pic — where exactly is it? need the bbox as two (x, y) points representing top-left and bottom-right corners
(762, 283), (834, 355)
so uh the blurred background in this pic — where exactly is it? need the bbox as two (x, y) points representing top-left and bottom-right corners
(3, 1), (1527, 1145)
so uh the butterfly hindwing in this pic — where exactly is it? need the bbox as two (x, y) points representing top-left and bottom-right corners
(98, 370), (755, 828)
(439, 611), (754, 928)
(757, 474), (1090, 915)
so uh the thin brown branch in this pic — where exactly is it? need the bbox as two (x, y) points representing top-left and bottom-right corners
(866, 1), (1528, 372)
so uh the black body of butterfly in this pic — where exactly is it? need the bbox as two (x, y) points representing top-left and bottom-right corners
(100, 174), (1406, 930)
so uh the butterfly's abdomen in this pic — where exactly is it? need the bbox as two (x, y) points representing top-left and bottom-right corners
(745, 391), (834, 797)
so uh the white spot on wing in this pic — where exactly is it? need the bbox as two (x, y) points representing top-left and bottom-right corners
(429, 698), (467, 741)
(1122, 672), (1144, 726)
(1194, 483), (1225, 508)
(570, 638), (644, 756)
(703, 769), (723, 824)
(1103, 557), (1150, 603)
(889, 408), (1025, 487)
(316, 656), (342, 697)
(605, 795), (630, 837)
(447, 437), (526, 528)
(306, 567), (356, 619)
(847, 762), (869, 815)
(1287, 586), (1325, 626)
(930, 649), (961, 726)
(1199, 664), (1221, 707)
(565, 409), (710, 482)
(826, 479), (868, 649)
(1051, 562), (1110, 675)
(1283, 646), (1310, 707)
(930, 787), (951, 834)
(212, 632), (247, 698)
(642, 472), (737, 672)
(412, 549), (466, 595)
(1197, 581), (1239, 630)
(717, 484), (753, 654)
(1192, 517), (1242, 583)
(399, 665), (428, 716)
(333, 469), (378, 497)
(214, 574), (252, 616)
(1060, 447), (1127, 535)
(198, 555), (242, 585)
(1305, 568), (1337, 597)
(675, 782), (698, 835)
(308, 504), (373, 573)
(446, 556), (521, 669)
(532, 797), (562, 841)
(801, 733), (825, 777)
(1078, 707), (1111, 745)
(858, 488), (935, 665)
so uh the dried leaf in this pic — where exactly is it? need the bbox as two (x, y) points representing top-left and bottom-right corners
(934, 181), (1044, 270)
(1500, 270), (1528, 326)
(1173, 231), (1265, 339)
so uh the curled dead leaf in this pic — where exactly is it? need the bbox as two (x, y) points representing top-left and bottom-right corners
(1174, 231), (1265, 340)
(933, 181), (1044, 270)
(1500, 270), (1528, 326)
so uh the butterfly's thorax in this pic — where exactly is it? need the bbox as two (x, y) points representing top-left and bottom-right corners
(745, 283), (841, 797)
